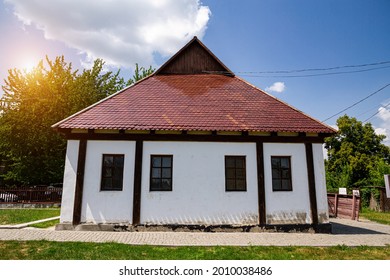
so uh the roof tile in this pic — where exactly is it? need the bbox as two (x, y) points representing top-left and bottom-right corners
(54, 74), (335, 134)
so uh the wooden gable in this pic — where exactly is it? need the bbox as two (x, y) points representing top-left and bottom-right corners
(155, 36), (234, 76)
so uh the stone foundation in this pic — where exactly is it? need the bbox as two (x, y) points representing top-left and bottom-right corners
(56, 223), (332, 233)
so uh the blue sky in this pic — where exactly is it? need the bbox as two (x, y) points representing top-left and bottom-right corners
(1, 0), (389, 143)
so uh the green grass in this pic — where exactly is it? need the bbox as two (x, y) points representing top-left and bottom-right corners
(0, 241), (389, 260)
(0, 208), (389, 259)
(29, 219), (60, 228)
(0, 208), (60, 225)
(360, 208), (390, 225)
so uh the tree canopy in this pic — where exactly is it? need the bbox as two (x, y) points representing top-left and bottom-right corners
(325, 115), (390, 191)
(0, 56), (154, 186)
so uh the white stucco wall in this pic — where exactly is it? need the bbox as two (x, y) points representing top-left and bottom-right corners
(60, 139), (329, 226)
(81, 140), (136, 223)
(60, 140), (79, 223)
(140, 141), (259, 225)
(263, 143), (312, 224)
(313, 143), (329, 223)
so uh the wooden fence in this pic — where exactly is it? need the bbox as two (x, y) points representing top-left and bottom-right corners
(327, 193), (360, 220)
(0, 187), (62, 204)
(366, 186), (390, 212)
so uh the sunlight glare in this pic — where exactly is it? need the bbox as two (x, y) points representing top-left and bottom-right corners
(22, 59), (36, 73)
(16, 52), (40, 73)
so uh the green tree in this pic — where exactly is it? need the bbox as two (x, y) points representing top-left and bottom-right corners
(325, 115), (390, 191)
(0, 56), (154, 185)
(126, 63), (155, 86)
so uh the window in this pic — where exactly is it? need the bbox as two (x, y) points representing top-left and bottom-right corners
(271, 156), (292, 191)
(225, 156), (247, 191)
(101, 154), (124, 191)
(150, 155), (173, 191)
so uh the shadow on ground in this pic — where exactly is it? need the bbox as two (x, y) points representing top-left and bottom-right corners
(331, 221), (387, 235)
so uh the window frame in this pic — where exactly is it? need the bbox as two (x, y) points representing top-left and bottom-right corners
(149, 155), (173, 192)
(100, 154), (125, 191)
(271, 156), (293, 192)
(224, 155), (247, 192)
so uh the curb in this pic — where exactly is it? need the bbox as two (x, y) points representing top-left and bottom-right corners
(0, 216), (60, 229)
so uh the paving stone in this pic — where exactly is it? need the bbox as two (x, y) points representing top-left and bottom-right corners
(0, 218), (389, 246)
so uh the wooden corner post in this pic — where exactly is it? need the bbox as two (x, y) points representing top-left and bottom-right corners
(305, 143), (318, 225)
(73, 139), (87, 226)
(132, 140), (143, 225)
(256, 142), (266, 225)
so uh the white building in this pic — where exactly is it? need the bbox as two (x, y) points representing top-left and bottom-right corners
(53, 37), (335, 232)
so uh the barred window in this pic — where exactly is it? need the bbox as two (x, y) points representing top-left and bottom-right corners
(225, 156), (247, 191)
(271, 156), (292, 191)
(150, 155), (173, 191)
(101, 154), (124, 191)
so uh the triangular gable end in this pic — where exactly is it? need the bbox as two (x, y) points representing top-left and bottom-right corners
(154, 36), (234, 76)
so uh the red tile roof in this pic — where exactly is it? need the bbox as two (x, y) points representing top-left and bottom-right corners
(53, 74), (335, 134)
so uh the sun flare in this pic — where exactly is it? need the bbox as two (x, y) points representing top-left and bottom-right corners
(17, 53), (40, 73)
(22, 59), (37, 73)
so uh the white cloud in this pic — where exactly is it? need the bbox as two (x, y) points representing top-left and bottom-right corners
(374, 105), (390, 146)
(5, 0), (211, 68)
(375, 127), (387, 137)
(323, 124), (338, 160)
(375, 126), (389, 146)
(378, 105), (390, 122)
(265, 82), (286, 93)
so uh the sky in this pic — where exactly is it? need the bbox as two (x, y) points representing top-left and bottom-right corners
(1, 0), (389, 144)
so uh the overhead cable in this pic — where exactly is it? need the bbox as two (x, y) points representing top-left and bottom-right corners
(322, 83), (390, 122)
(363, 101), (390, 123)
(236, 60), (390, 74)
(239, 65), (390, 78)
(205, 60), (390, 78)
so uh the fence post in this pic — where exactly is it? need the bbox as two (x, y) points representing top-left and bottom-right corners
(352, 194), (356, 220)
(356, 196), (360, 221)
(334, 193), (338, 217)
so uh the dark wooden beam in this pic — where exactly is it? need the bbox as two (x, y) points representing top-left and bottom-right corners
(305, 143), (318, 225)
(256, 142), (266, 225)
(72, 139), (87, 226)
(132, 140), (143, 225)
(62, 132), (328, 143)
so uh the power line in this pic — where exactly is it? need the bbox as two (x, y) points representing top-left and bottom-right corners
(206, 60), (390, 78)
(355, 103), (382, 118)
(322, 83), (390, 122)
(363, 101), (390, 123)
(236, 60), (390, 74)
(239, 65), (390, 78)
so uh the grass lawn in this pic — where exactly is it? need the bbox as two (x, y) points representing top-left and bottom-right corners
(360, 208), (390, 225)
(0, 208), (389, 260)
(29, 219), (60, 228)
(0, 208), (60, 226)
(0, 241), (389, 260)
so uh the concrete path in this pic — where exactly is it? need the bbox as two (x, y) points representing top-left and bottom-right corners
(0, 218), (389, 246)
